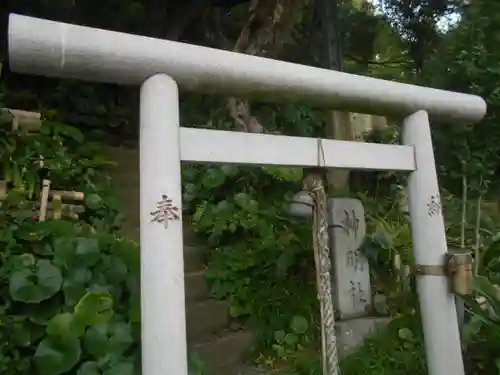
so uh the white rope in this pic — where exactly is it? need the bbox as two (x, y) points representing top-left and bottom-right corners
(306, 138), (340, 375)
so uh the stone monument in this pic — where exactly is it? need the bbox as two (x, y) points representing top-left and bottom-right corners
(328, 198), (370, 319)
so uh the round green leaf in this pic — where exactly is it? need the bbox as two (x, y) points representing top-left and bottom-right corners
(75, 237), (99, 255)
(184, 183), (198, 195)
(9, 259), (62, 303)
(54, 237), (101, 268)
(16, 253), (36, 267)
(34, 243), (54, 256)
(398, 328), (414, 341)
(53, 237), (76, 267)
(25, 298), (62, 325)
(273, 330), (286, 342)
(46, 313), (86, 339)
(104, 257), (128, 285)
(15, 222), (50, 242)
(290, 315), (309, 335)
(285, 334), (298, 346)
(76, 362), (101, 375)
(110, 239), (139, 273)
(85, 194), (103, 210)
(103, 361), (134, 375)
(35, 336), (81, 375)
(220, 165), (238, 176)
(73, 292), (113, 327)
(233, 192), (253, 210)
(201, 168), (226, 188)
(42, 220), (76, 238)
(10, 320), (35, 347)
(65, 267), (93, 285)
(75, 237), (101, 266)
(62, 267), (93, 307)
(84, 322), (133, 357)
(62, 281), (87, 308)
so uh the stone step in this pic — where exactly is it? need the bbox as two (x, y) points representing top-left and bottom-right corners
(184, 245), (207, 273)
(113, 185), (138, 199)
(107, 163), (138, 173)
(105, 146), (139, 166)
(186, 299), (230, 341)
(215, 317), (392, 375)
(335, 316), (392, 358)
(192, 330), (253, 374)
(112, 189), (138, 216)
(185, 270), (210, 304)
(109, 172), (139, 187)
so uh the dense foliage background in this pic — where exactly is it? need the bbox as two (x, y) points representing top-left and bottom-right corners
(2, 0), (500, 374)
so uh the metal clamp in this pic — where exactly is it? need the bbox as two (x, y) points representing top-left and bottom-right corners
(415, 264), (446, 276)
(414, 250), (473, 296)
(446, 251), (473, 296)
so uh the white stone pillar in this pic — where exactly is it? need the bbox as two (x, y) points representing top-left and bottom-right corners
(140, 74), (188, 375)
(402, 110), (464, 375)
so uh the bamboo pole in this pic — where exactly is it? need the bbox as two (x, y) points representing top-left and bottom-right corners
(38, 179), (51, 221)
(50, 190), (85, 201)
(0, 109), (42, 132)
(0, 180), (7, 200)
(52, 194), (63, 220)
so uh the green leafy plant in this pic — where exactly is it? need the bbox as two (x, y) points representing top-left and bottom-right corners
(339, 315), (427, 375)
(188, 351), (211, 375)
(464, 276), (500, 374)
(0, 118), (140, 375)
(271, 315), (311, 361)
(185, 162), (319, 364)
(0, 195), (140, 375)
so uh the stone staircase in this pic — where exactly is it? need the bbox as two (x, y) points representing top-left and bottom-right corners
(105, 146), (254, 374)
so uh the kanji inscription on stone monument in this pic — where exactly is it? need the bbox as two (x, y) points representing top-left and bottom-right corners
(328, 198), (370, 319)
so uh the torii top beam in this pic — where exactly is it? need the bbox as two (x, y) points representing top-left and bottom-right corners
(8, 14), (486, 124)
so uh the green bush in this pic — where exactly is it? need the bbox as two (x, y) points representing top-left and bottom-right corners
(0, 118), (141, 375)
(0, 217), (140, 375)
(184, 163), (320, 364)
(464, 276), (500, 373)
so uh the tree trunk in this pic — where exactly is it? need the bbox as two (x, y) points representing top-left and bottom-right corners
(226, 0), (306, 133)
(312, 0), (352, 195)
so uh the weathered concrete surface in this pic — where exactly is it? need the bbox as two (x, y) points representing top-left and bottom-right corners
(336, 316), (392, 358)
(193, 330), (254, 374)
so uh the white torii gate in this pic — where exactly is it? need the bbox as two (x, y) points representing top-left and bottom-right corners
(8, 13), (486, 375)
